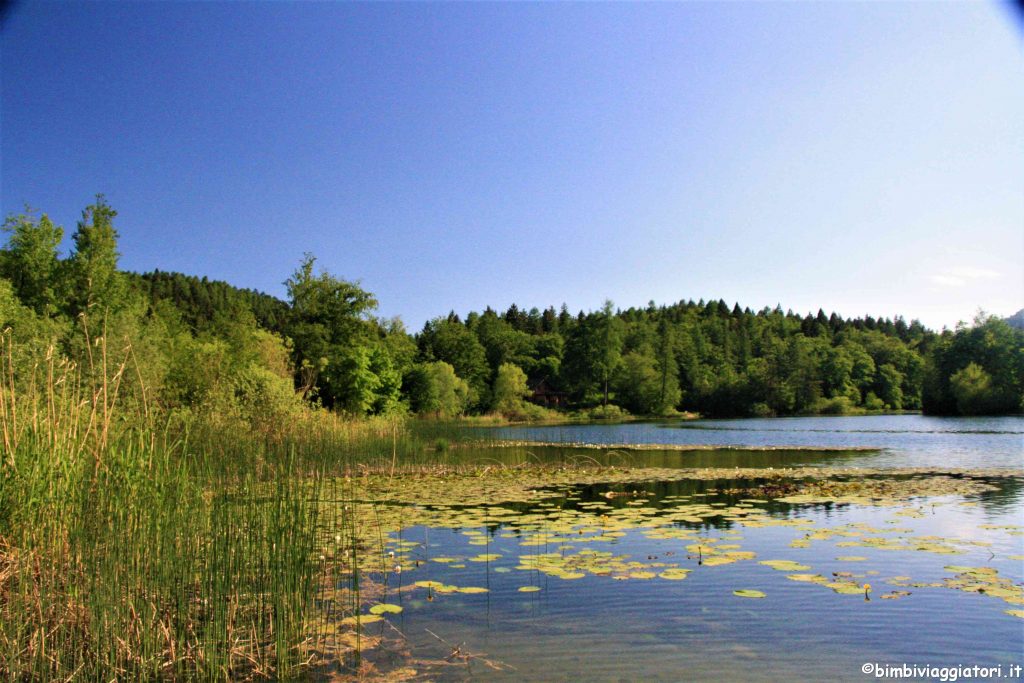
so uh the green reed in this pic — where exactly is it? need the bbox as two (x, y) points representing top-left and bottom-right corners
(0, 333), (379, 681)
(0, 326), (508, 680)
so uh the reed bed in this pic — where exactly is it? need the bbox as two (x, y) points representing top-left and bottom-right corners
(0, 331), (432, 681)
(0, 318), (544, 681)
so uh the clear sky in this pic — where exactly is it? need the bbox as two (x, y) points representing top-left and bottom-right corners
(2, 1), (1021, 332)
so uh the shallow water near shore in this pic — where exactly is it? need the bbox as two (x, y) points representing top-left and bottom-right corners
(327, 415), (1024, 681)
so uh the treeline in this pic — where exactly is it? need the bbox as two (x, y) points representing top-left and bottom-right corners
(419, 299), (1021, 418)
(1, 198), (1020, 425)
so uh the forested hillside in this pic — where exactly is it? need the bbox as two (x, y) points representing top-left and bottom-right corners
(2, 198), (1020, 424)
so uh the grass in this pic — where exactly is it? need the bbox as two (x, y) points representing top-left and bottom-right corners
(0, 332), (448, 681)
(0, 330), (693, 680)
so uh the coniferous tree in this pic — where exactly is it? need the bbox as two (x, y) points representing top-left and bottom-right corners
(66, 195), (126, 317)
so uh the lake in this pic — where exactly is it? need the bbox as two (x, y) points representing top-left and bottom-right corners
(333, 415), (1024, 681)
(484, 414), (1024, 469)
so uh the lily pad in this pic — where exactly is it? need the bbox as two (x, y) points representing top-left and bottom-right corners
(881, 591), (911, 600)
(518, 585), (542, 592)
(658, 568), (691, 580)
(759, 560), (810, 572)
(340, 614), (384, 626)
(702, 556), (737, 567)
(786, 573), (827, 583)
(469, 553), (502, 562)
(733, 589), (766, 599)
(368, 603), (403, 615)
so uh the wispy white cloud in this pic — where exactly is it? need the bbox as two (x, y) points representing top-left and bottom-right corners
(929, 274), (966, 287)
(949, 266), (1001, 280)
(929, 266), (1002, 288)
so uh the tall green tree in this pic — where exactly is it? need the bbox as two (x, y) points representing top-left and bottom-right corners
(66, 195), (126, 316)
(560, 301), (625, 406)
(655, 316), (680, 412)
(417, 317), (490, 408)
(492, 362), (530, 415)
(948, 362), (996, 415)
(0, 210), (63, 315)
(284, 253), (378, 407)
(923, 313), (1023, 415)
(613, 351), (662, 414)
(407, 361), (470, 417)
(595, 300), (624, 406)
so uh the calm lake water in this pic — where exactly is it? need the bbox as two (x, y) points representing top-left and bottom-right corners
(348, 416), (1024, 681)
(485, 414), (1024, 469)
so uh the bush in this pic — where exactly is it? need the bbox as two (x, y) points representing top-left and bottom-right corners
(949, 362), (999, 416)
(500, 401), (560, 422)
(234, 365), (304, 438)
(582, 404), (631, 421)
(863, 392), (885, 411)
(814, 396), (857, 415)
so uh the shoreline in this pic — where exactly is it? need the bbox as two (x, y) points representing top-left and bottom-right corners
(458, 439), (883, 452)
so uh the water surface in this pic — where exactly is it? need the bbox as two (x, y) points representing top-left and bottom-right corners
(338, 415), (1024, 680)
(486, 415), (1024, 469)
(350, 477), (1023, 681)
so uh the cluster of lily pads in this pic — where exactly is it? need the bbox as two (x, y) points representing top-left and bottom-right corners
(315, 465), (1022, 632)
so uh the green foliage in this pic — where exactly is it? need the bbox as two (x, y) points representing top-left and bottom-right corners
(66, 195), (127, 316)
(492, 362), (530, 415)
(233, 364), (304, 435)
(131, 270), (289, 333)
(863, 391), (885, 411)
(875, 363), (904, 410)
(561, 301), (625, 406)
(613, 352), (663, 415)
(285, 253), (381, 407)
(580, 403), (631, 421)
(813, 395), (858, 415)
(923, 314), (1023, 415)
(418, 317), (489, 408)
(655, 317), (681, 413)
(333, 344), (404, 416)
(0, 279), (68, 385)
(0, 210), (63, 315)
(380, 317), (418, 378)
(1, 196), (1016, 424)
(595, 300), (625, 406)
(949, 363), (996, 416)
(407, 361), (470, 418)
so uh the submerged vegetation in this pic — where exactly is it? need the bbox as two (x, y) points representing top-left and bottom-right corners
(0, 198), (1021, 679)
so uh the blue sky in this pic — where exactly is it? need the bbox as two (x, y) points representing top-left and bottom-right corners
(2, 1), (1021, 331)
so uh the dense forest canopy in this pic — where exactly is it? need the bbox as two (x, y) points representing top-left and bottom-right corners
(2, 199), (1021, 424)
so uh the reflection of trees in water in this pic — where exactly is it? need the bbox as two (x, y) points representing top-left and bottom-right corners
(481, 472), (1024, 534)
(450, 444), (863, 470)
(972, 476), (1024, 515)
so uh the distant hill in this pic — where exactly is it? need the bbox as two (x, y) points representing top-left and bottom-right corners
(127, 270), (289, 333)
(1008, 309), (1024, 330)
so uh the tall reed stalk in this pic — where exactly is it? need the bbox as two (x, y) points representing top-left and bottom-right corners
(0, 331), (329, 680)
(0, 319), (493, 680)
